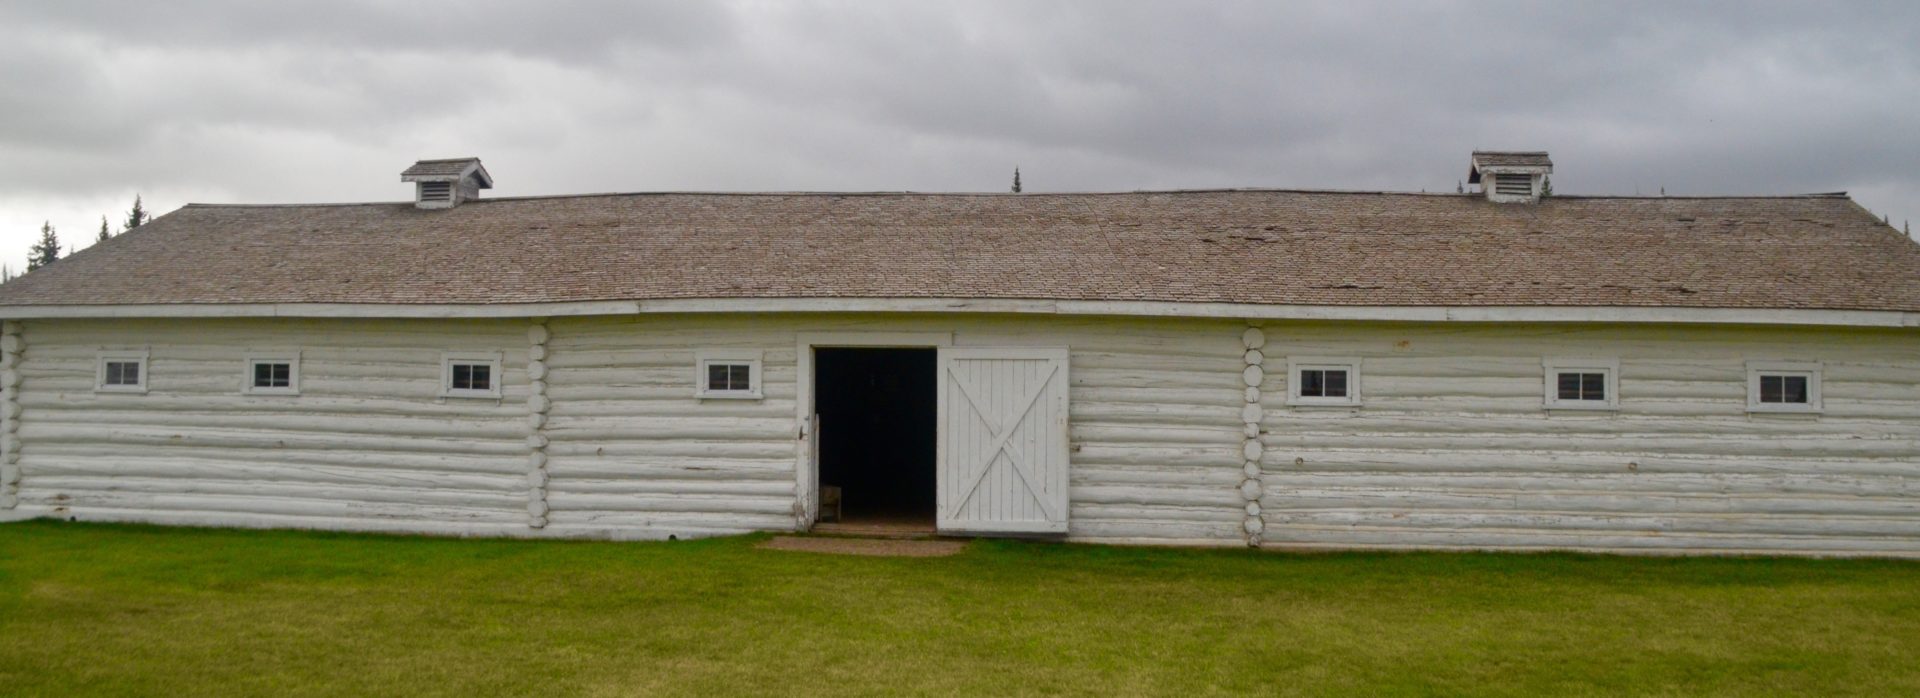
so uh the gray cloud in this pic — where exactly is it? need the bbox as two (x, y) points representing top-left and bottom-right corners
(2, 0), (1917, 269)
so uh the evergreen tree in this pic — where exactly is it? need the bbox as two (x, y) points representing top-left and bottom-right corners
(1, 264), (12, 284)
(27, 221), (60, 271)
(1456, 180), (1464, 194)
(124, 195), (148, 232)
(1541, 176), (1553, 198)
(1011, 167), (1022, 193)
(97, 216), (111, 243)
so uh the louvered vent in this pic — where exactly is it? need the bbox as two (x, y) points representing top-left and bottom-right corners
(418, 181), (452, 203)
(1493, 173), (1532, 197)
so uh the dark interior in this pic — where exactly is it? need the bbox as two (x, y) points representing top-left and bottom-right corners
(814, 348), (937, 524)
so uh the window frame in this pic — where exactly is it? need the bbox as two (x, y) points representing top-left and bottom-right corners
(441, 351), (504, 399)
(1746, 361), (1821, 414)
(243, 353), (301, 396)
(1542, 357), (1620, 411)
(1286, 356), (1362, 407)
(695, 350), (763, 400)
(95, 350), (150, 394)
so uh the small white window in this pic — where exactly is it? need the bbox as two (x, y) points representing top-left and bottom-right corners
(95, 351), (149, 394)
(442, 352), (503, 399)
(1747, 361), (1821, 414)
(1287, 356), (1361, 407)
(1543, 358), (1619, 411)
(696, 350), (763, 400)
(244, 354), (300, 396)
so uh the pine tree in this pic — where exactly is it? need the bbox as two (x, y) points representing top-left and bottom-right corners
(1011, 167), (1022, 193)
(27, 221), (60, 271)
(97, 216), (111, 243)
(1541, 176), (1553, 198)
(1456, 180), (1464, 194)
(124, 195), (148, 232)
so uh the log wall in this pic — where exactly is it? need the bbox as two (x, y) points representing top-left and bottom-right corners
(8, 315), (1917, 555)
(11, 319), (535, 534)
(538, 315), (1246, 544)
(1254, 322), (1920, 555)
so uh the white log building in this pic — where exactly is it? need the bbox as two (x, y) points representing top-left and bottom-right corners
(2, 152), (1917, 556)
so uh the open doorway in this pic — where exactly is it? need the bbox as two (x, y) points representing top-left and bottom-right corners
(813, 347), (937, 533)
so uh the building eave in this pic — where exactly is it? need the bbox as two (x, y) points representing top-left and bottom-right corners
(0, 299), (1914, 328)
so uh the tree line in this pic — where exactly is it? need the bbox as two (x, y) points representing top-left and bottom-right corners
(3, 195), (149, 283)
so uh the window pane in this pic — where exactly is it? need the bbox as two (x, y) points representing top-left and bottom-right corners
(469, 365), (491, 390)
(452, 364), (473, 390)
(1323, 370), (1348, 397)
(708, 364), (731, 390)
(1781, 375), (1808, 403)
(1580, 373), (1605, 401)
(1556, 372), (1581, 400)
(729, 364), (750, 390)
(105, 361), (140, 386)
(1759, 375), (1783, 403)
(1300, 369), (1324, 397)
(253, 362), (291, 388)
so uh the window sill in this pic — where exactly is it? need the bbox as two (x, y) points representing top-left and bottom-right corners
(1746, 406), (1822, 416)
(1286, 401), (1361, 409)
(1545, 403), (1618, 412)
(243, 389), (300, 397)
(697, 391), (764, 401)
(440, 391), (503, 400)
(93, 386), (148, 395)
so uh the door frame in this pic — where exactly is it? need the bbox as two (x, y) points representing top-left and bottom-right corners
(793, 332), (952, 531)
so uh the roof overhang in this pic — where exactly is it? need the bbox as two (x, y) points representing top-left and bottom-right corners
(0, 299), (1914, 328)
(400, 160), (493, 189)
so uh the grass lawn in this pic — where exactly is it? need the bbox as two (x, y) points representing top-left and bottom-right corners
(3, 521), (1919, 696)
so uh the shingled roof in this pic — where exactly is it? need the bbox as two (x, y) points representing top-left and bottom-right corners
(1471, 151), (1554, 169)
(4, 189), (1919, 312)
(399, 158), (486, 179)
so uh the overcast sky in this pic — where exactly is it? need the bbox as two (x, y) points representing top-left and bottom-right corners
(2, 1), (1917, 271)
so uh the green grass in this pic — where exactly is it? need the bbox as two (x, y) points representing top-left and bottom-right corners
(3, 521), (1918, 697)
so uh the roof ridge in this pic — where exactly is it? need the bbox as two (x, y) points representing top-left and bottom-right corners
(177, 189), (1855, 209)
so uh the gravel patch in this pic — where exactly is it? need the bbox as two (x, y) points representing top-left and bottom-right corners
(758, 536), (967, 557)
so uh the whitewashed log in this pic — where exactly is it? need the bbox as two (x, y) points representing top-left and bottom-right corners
(27, 445), (527, 475)
(29, 476), (527, 508)
(24, 459), (524, 490)
(1239, 479), (1263, 500)
(1070, 484), (1240, 508)
(1070, 503), (1240, 522)
(25, 490), (524, 522)
(543, 493), (795, 516)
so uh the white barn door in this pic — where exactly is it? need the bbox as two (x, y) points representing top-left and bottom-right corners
(936, 346), (1070, 536)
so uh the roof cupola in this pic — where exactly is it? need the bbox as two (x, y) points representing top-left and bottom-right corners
(401, 157), (492, 209)
(1467, 151), (1552, 204)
